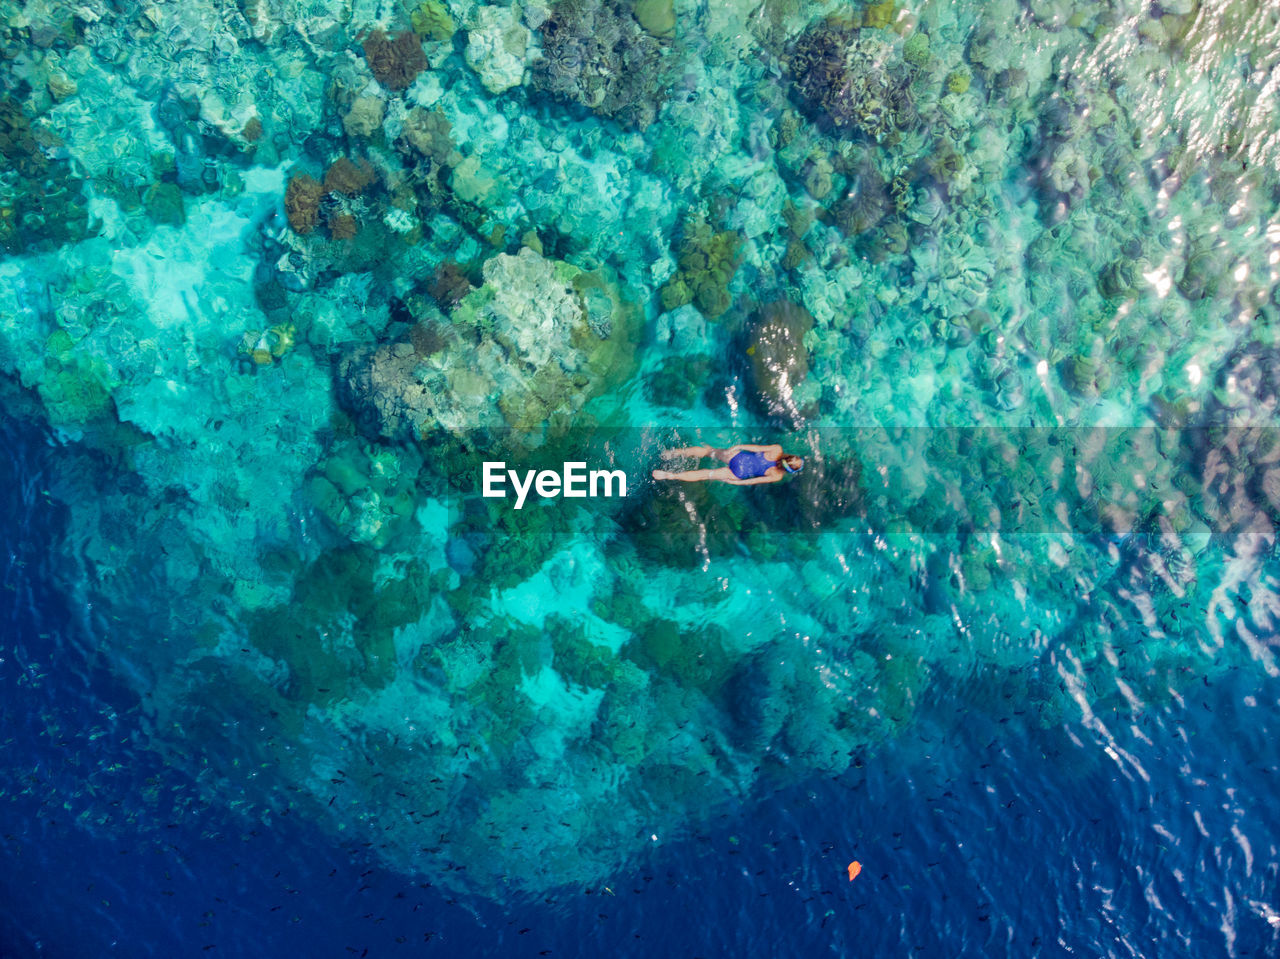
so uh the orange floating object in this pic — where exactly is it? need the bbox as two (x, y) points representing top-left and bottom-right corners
(847, 861), (862, 881)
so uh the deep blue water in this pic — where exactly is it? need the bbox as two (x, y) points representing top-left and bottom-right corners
(5, 419), (1280, 958)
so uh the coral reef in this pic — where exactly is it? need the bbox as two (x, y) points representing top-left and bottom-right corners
(0, 97), (46, 179)
(787, 16), (917, 141)
(863, 0), (895, 30)
(283, 159), (384, 241)
(645, 353), (713, 407)
(745, 299), (815, 424)
(6, 0), (1280, 911)
(397, 107), (461, 169)
(34, 349), (116, 427)
(339, 248), (638, 437)
(633, 0), (676, 37)
(285, 173), (325, 234)
(532, 0), (668, 128)
(327, 212), (358, 240)
(0, 97), (89, 253)
(831, 148), (890, 235)
(1177, 239), (1229, 302)
(945, 67), (971, 95)
(343, 96), (385, 138)
(902, 30), (931, 67)
(323, 157), (377, 196)
(363, 30), (428, 91)
(239, 323), (296, 366)
(464, 5), (529, 95)
(306, 438), (421, 548)
(143, 183), (186, 226)
(411, 0), (456, 42)
(659, 218), (745, 318)
(427, 260), (474, 307)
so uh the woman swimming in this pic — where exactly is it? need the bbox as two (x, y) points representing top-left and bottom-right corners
(651, 444), (804, 486)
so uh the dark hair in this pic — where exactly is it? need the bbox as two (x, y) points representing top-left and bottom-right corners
(779, 454), (804, 473)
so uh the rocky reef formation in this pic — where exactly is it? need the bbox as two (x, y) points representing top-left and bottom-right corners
(411, 0), (456, 42)
(744, 299), (816, 425)
(659, 217), (745, 318)
(787, 14), (918, 142)
(464, 4), (529, 94)
(362, 30), (428, 91)
(0, 97), (89, 253)
(340, 248), (639, 438)
(531, 0), (669, 128)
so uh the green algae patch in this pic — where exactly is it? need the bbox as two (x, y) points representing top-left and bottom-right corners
(660, 218), (744, 318)
(633, 0), (675, 37)
(945, 67), (971, 94)
(863, 0), (895, 29)
(902, 30), (930, 67)
(32, 350), (116, 428)
(410, 0), (456, 41)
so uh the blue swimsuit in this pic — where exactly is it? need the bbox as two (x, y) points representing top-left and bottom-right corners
(729, 450), (776, 479)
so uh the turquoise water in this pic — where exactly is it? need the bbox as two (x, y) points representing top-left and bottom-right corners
(4, 0), (1280, 949)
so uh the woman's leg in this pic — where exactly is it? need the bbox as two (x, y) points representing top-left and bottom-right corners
(660, 445), (714, 460)
(652, 467), (736, 483)
(660, 445), (734, 462)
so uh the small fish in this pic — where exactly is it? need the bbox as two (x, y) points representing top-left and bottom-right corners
(847, 861), (862, 882)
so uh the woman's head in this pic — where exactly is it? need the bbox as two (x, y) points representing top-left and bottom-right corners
(779, 454), (804, 474)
